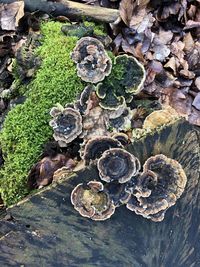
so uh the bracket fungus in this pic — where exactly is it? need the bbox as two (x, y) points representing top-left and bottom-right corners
(97, 148), (141, 183)
(127, 154), (187, 222)
(52, 160), (76, 182)
(71, 37), (112, 83)
(71, 181), (116, 221)
(112, 132), (129, 146)
(80, 136), (122, 165)
(143, 107), (179, 130)
(105, 182), (132, 207)
(96, 54), (145, 112)
(49, 105), (82, 147)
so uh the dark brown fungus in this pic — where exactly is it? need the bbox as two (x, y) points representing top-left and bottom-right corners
(96, 54), (145, 110)
(81, 136), (122, 165)
(105, 182), (132, 207)
(71, 37), (112, 83)
(71, 181), (116, 221)
(81, 106), (109, 140)
(49, 105), (82, 147)
(126, 154), (187, 222)
(27, 154), (69, 189)
(97, 148), (141, 183)
(109, 107), (133, 131)
(143, 107), (179, 130)
(112, 132), (129, 146)
(74, 85), (95, 115)
(53, 160), (76, 182)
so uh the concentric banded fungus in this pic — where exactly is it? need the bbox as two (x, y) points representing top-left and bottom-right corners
(109, 107), (133, 131)
(143, 107), (179, 130)
(71, 37), (112, 83)
(113, 55), (146, 94)
(112, 133), (129, 146)
(81, 136), (122, 165)
(97, 148), (141, 183)
(96, 54), (145, 110)
(75, 85), (95, 115)
(53, 160), (76, 182)
(49, 105), (82, 147)
(127, 154), (187, 222)
(71, 181), (116, 221)
(105, 182), (132, 207)
(81, 106), (109, 140)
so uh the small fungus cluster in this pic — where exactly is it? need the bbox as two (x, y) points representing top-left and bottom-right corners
(34, 30), (186, 222)
(71, 151), (187, 222)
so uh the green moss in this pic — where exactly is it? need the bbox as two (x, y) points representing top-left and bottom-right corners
(0, 21), (87, 205)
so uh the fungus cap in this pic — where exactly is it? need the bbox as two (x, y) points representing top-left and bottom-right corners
(127, 154), (187, 222)
(97, 148), (141, 183)
(50, 105), (82, 147)
(81, 136), (122, 165)
(71, 37), (112, 83)
(71, 181), (116, 221)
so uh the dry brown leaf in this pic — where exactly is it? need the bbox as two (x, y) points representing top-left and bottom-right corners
(119, 0), (135, 26)
(188, 108), (200, 126)
(130, 8), (146, 27)
(160, 87), (193, 118)
(195, 77), (200, 91)
(192, 93), (200, 110)
(153, 30), (173, 46)
(164, 57), (177, 75)
(184, 20), (200, 30)
(0, 1), (24, 31)
(183, 32), (195, 53)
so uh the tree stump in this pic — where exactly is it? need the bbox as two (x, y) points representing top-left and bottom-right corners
(0, 119), (200, 267)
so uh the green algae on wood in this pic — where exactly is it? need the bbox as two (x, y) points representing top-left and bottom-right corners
(0, 21), (88, 205)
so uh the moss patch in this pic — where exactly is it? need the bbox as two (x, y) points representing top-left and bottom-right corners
(0, 21), (87, 205)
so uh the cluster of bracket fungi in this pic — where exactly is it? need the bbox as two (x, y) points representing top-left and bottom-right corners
(47, 35), (187, 222)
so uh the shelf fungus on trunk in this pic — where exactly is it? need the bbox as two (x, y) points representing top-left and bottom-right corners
(126, 154), (187, 222)
(49, 104), (82, 147)
(104, 182), (132, 207)
(80, 136), (122, 165)
(143, 107), (180, 130)
(96, 54), (145, 110)
(97, 148), (141, 183)
(53, 160), (76, 182)
(112, 132), (129, 146)
(74, 85), (96, 115)
(71, 181), (116, 221)
(71, 37), (112, 83)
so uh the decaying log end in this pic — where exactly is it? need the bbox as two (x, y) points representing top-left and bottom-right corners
(0, 0), (120, 24)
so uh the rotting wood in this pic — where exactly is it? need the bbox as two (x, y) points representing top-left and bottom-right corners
(0, 120), (200, 266)
(0, 0), (120, 23)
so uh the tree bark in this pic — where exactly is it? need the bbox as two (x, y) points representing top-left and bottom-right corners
(0, 0), (120, 23)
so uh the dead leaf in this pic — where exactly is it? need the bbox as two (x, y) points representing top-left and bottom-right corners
(153, 44), (170, 62)
(192, 93), (200, 110)
(164, 57), (177, 75)
(195, 77), (200, 91)
(160, 87), (193, 117)
(0, 1), (24, 31)
(130, 8), (146, 27)
(183, 32), (194, 53)
(153, 30), (173, 46)
(119, 0), (135, 26)
(188, 108), (200, 126)
(184, 20), (200, 30)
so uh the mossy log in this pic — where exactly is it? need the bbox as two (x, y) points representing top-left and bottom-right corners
(0, 120), (200, 267)
(0, 0), (120, 23)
